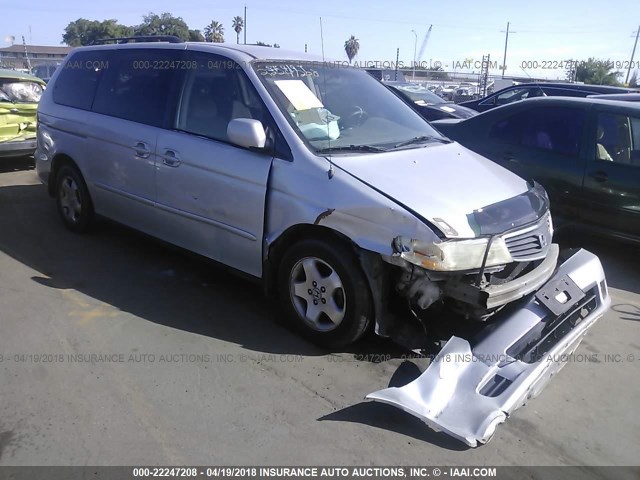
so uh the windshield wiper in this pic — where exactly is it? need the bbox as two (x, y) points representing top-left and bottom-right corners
(316, 144), (387, 154)
(392, 135), (452, 149)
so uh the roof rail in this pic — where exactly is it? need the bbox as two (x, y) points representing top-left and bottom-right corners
(91, 36), (184, 45)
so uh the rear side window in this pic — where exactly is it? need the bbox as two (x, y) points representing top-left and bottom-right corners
(92, 49), (179, 127)
(489, 106), (586, 157)
(53, 51), (108, 110)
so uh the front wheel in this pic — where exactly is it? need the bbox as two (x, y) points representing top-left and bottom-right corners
(55, 164), (94, 233)
(278, 239), (372, 348)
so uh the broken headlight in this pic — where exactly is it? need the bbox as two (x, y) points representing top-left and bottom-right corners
(394, 236), (513, 272)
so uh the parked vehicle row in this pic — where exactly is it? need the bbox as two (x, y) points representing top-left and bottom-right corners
(386, 82), (478, 120)
(460, 82), (639, 112)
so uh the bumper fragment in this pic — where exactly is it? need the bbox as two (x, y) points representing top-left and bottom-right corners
(366, 248), (610, 447)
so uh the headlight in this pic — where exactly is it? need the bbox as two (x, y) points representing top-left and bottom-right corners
(394, 236), (513, 272)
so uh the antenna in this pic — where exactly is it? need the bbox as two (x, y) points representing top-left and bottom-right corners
(21, 35), (31, 72)
(319, 17), (334, 179)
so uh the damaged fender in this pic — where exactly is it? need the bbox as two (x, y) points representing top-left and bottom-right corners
(366, 248), (610, 447)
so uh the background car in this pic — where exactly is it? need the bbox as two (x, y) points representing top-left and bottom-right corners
(32, 63), (60, 84)
(439, 84), (459, 100)
(452, 85), (477, 103)
(387, 82), (478, 120)
(460, 82), (640, 112)
(0, 68), (46, 158)
(432, 97), (640, 242)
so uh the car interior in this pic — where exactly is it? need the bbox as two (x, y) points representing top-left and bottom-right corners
(596, 113), (640, 166)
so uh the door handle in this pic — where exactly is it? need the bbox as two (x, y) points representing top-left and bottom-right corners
(589, 171), (608, 183)
(133, 142), (150, 158)
(162, 149), (181, 167)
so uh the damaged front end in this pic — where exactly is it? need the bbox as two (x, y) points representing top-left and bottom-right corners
(387, 183), (555, 321)
(367, 184), (610, 446)
(367, 248), (609, 447)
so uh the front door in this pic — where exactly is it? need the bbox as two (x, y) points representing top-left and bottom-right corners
(154, 51), (275, 277)
(582, 107), (640, 237)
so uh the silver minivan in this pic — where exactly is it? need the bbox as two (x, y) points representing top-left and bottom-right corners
(36, 40), (610, 446)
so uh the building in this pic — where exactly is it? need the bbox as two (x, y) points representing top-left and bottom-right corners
(0, 44), (72, 70)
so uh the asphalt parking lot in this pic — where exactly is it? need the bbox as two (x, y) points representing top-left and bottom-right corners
(0, 156), (639, 469)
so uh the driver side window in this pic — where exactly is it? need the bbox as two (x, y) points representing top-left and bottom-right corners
(176, 53), (271, 145)
(595, 112), (640, 166)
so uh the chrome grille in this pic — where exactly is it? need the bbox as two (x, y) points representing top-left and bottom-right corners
(504, 215), (552, 261)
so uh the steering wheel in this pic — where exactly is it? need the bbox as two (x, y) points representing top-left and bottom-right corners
(343, 105), (367, 129)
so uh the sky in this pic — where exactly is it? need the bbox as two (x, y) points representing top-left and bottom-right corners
(1, 0), (639, 80)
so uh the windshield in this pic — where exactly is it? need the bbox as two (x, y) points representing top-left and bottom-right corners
(0, 80), (44, 103)
(253, 61), (443, 152)
(391, 85), (445, 104)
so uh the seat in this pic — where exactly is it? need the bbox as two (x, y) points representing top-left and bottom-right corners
(596, 125), (613, 161)
(181, 75), (253, 142)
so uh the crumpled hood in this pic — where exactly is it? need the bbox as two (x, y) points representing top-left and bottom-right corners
(331, 142), (530, 238)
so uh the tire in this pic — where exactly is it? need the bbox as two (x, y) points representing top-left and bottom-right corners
(55, 164), (94, 233)
(278, 239), (372, 348)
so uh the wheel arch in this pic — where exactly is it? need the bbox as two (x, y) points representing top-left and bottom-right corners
(48, 153), (81, 197)
(263, 223), (392, 336)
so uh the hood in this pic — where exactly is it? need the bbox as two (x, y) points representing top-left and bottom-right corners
(415, 100), (478, 119)
(439, 103), (477, 119)
(330, 142), (530, 238)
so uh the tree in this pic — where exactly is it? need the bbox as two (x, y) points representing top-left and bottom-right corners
(204, 21), (224, 43)
(62, 18), (132, 46)
(344, 35), (359, 64)
(133, 12), (190, 40)
(188, 29), (205, 42)
(255, 41), (279, 48)
(232, 16), (243, 44)
(574, 58), (621, 86)
(629, 70), (638, 88)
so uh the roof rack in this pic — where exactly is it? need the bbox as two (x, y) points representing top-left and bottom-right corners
(91, 36), (184, 45)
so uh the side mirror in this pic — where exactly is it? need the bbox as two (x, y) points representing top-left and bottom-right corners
(227, 119), (266, 149)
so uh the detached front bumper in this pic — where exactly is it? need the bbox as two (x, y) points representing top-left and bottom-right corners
(367, 248), (610, 447)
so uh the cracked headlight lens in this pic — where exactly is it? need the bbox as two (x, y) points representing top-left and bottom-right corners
(395, 237), (513, 272)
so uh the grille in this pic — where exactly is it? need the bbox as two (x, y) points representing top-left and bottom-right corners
(504, 216), (552, 261)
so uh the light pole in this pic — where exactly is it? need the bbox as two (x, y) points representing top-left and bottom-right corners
(411, 30), (417, 81)
(626, 26), (640, 85)
(501, 22), (515, 79)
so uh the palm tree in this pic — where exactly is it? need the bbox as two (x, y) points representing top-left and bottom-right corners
(232, 16), (243, 44)
(344, 35), (360, 64)
(204, 21), (224, 43)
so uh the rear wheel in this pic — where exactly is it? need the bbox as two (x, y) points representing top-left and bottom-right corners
(55, 164), (94, 233)
(278, 239), (372, 348)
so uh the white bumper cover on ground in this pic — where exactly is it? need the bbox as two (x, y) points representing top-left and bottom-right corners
(367, 249), (610, 447)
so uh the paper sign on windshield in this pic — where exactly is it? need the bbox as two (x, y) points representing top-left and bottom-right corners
(274, 80), (324, 111)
